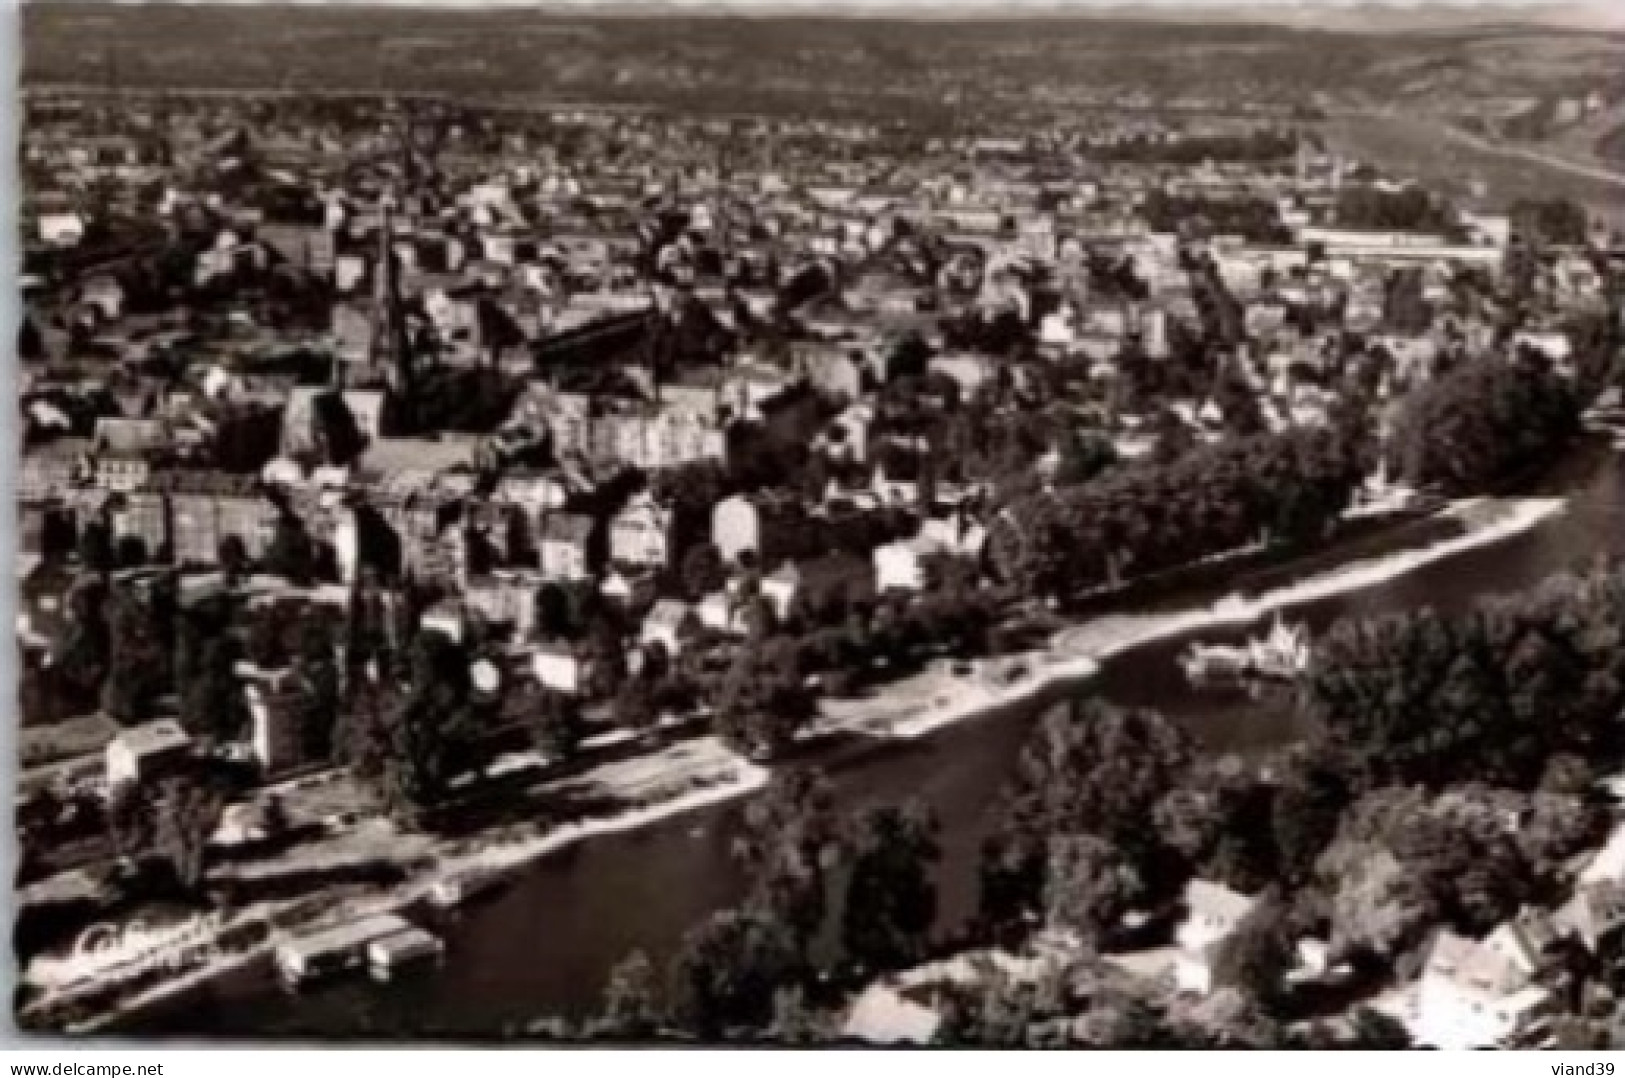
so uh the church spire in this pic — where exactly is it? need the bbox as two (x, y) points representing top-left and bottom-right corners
(371, 188), (415, 428)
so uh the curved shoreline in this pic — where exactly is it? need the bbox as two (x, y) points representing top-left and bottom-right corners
(57, 759), (770, 1034)
(46, 493), (1567, 1033)
(883, 495), (1564, 742)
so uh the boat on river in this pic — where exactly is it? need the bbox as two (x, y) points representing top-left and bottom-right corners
(1180, 618), (1311, 689)
(427, 865), (509, 908)
(1248, 618), (1312, 680)
(1178, 641), (1253, 687)
(367, 926), (445, 982)
(275, 913), (421, 988)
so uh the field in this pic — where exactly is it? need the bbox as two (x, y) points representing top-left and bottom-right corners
(1320, 110), (1625, 227)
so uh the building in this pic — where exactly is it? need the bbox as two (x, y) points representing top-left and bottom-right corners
(532, 641), (587, 695)
(874, 538), (928, 594)
(1555, 881), (1625, 954)
(712, 493), (801, 565)
(538, 512), (596, 582)
(105, 719), (192, 789)
(1173, 879), (1257, 996)
(465, 570), (544, 639)
(19, 439), (90, 500)
(842, 983), (942, 1046)
(1409, 921), (1556, 1049)
(164, 474), (278, 566)
(760, 564), (801, 622)
(609, 493), (674, 569)
(110, 491), (170, 564)
(640, 599), (696, 657)
(242, 665), (303, 775)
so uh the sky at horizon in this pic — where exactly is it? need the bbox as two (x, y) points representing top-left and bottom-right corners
(40, 0), (1623, 25)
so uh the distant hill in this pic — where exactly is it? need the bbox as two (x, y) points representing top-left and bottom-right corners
(19, 3), (1625, 118)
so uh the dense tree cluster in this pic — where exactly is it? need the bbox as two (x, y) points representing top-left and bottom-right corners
(978, 701), (1194, 940)
(1141, 192), (1291, 244)
(1303, 563), (1625, 789)
(337, 630), (483, 821)
(1090, 130), (1298, 166)
(1387, 352), (1579, 495)
(1334, 184), (1460, 236)
(1310, 781), (1604, 967)
(591, 770), (942, 1041)
(1511, 198), (1590, 247)
(992, 426), (1365, 601)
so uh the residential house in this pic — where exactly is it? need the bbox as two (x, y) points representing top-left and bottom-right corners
(110, 491), (170, 564)
(1410, 922), (1556, 1049)
(538, 512), (596, 582)
(874, 516), (985, 594)
(532, 640), (588, 695)
(760, 564), (801, 623)
(93, 417), (168, 494)
(640, 599), (696, 657)
(795, 343), (866, 403)
(19, 439), (90, 500)
(874, 537), (930, 594)
(240, 664), (303, 775)
(163, 473), (278, 566)
(1173, 879), (1257, 996)
(1555, 882), (1625, 954)
(712, 493), (800, 565)
(697, 588), (748, 637)
(609, 493), (674, 569)
(465, 569), (545, 639)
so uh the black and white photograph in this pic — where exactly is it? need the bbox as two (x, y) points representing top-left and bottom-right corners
(8, 0), (1625, 1052)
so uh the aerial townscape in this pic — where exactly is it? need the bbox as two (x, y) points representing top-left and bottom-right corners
(12, 1), (1625, 1051)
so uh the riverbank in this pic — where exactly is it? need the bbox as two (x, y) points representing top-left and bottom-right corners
(33, 490), (1567, 1034)
(818, 493), (1564, 746)
(26, 738), (768, 1034)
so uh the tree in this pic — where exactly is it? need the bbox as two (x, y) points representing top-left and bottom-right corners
(1321, 846), (1437, 967)
(53, 574), (111, 710)
(218, 535), (250, 582)
(78, 520), (114, 574)
(1511, 198), (1589, 247)
(612, 676), (658, 735)
(980, 700), (1192, 934)
(1043, 833), (1146, 950)
(594, 950), (664, 1040)
(152, 776), (224, 891)
(767, 985), (833, 1045)
(1210, 891), (1296, 1009)
(101, 582), (170, 723)
(292, 619), (341, 762)
(263, 514), (317, 585)
(181, 637), (246, 744)
(666, 907), (800, 1039)
(1270, 760), (1350, 886)
(533, 582), (579, 642)
(105, 781), (155, 861)
(341, 631), (481, 822)
(715, 636), (814, 760)
(734, 768), (845, 951)
(680, 542), (727, 601)
(1387, 352), (1578, 496)
(1054, 428), (1118, 487)
(841, 801), (941, 973)
(312, 390), (365, 466)
(1172, 987), (1287, 1048)
(246, 603), (290, 668)
(528, 689), (584, 761)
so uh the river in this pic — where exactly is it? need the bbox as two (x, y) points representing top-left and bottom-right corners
(123, 438), (1625, 1039)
